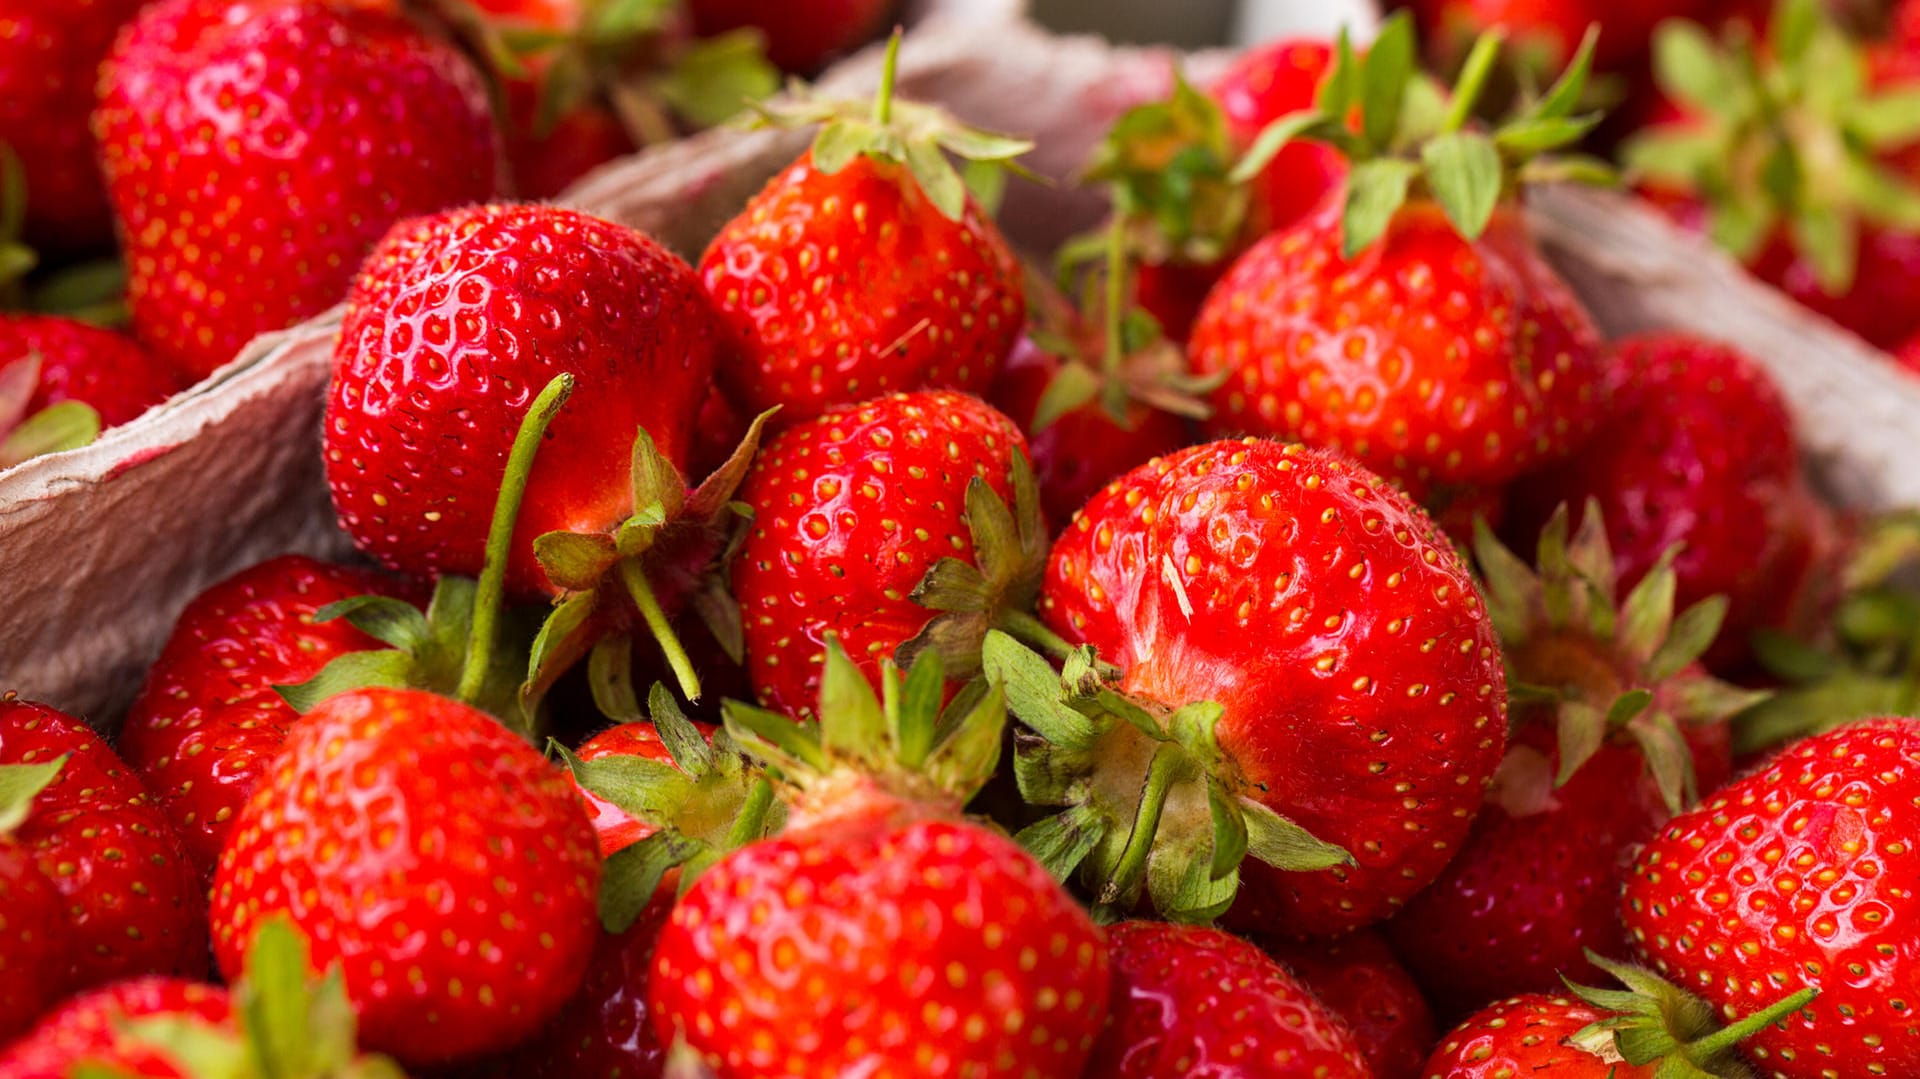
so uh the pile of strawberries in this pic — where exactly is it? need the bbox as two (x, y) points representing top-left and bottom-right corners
(5, 1), (1920, 1078)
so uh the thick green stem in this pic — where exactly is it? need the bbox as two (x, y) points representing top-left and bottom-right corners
(998, 609), (1081, 663)
(873, 29), (902, 127)
(1443, 30), (1507, 133)
(723, 777), (777, 850)
(1685, 987), (1817, 1060)
(458, 374), (574, 706)
(1101, 741), (1186, 907)
(621, 559), (702, 702)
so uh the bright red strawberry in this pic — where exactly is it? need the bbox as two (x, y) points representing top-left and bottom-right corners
(688, 0), (890, 73)
(571, 721), (682, 859)
(1189, 20), (1610, 491)
(94, 0), (504, 379)
(1506, 334), (1835, 669)
(732, 389), (1043, 718)
(0, 978), (231, 1079)
(1623, 717), (1920, 1078)
(210, 687), (602, 1065)
(0, 0), (150, 254)
(118, 555), (417, 877)
(0, 700), (207, 1000)
(1210, 37), (1347, 233)
(0, 315), (181, 430)
(1000, 439), (1506, 935)
(700, 38), (1028, 425)
(1088, 921), (1369, 1078)
(1265, 930), (1437, 1079)
(326, 202), (717, 599)
(650, 644), (1109, 1078)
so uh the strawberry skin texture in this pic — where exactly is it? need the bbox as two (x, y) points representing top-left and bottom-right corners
(0, 0), (150, 254)
(687, 0), (891, 73)
(571, 720), (715, 859)
(732, 390), (1028, 717)
(0, 842), (63, 1042)
(1190, 200), (1608, 489)
(0, 701), (208, 995)
(327, 203), (717, 597)
(501, 892), (677, 1079)
(119, 555), (415, 877)
(649, 809), (1109, 1079)
(210, 687), (602, 1066)
(94, 0), (504, 379)
(1507, 334), (1826, 664)
(1042, 440), (1508, 935)
(1266, 930), (1438, 1079)
(0, 314), (183, 429)
(700, 154), (1024, 425)
(0, 978), (231, 1079)
(1210, 38), (1347, 235)
(1622, 717), (1920, 1079)
(1421, 994), (1656, 1078)
(1088, 921), (1371, 1078)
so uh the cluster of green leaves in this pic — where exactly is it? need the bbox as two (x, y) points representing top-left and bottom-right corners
(1566, 951), (1817, 1078)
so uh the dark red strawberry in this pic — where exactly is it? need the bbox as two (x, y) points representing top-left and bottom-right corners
(118, 555), (418, 877)
(700, 37), (1028, 425)
(1506, 333), (1836, 669)
(995, 439), (1507, 935)
(1623, 717), (1920, 1078)
(1411, 0), (1705, 67)
(1087, 921), (1370, 1078)
(731, 389), (1045, 718)
(1189, 18), (1611, 491)
(648, 643), (1110, 1079)
(0, 841), (62, 1043)
(501, 79), (635, 200)
(0, 700), (206, 1001)
(0, 0), (151, 254)
(688, 0), (891, 73)
(0, 978), (230, 1079)
(499, 892), (677, 1079)
(0, 315), (181, 429)
(210, 687), (602, 1065)
(94, 0), (504, 378)
(1265, 930), (1437, 1079)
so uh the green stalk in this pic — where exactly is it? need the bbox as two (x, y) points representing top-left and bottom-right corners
(723, 777), (777, 849)
(998, 609), (1084, 664)
(873, 29), (902, 127)
(1101, 742), (1186, 907)
(1443, 30), (1508, 134)
(1684, 987), (1817, 1060)
(458, 374), (574, 706)
(621, 559), (702, 702)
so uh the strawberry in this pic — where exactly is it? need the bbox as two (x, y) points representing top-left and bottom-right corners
(731, 389), (1047, 718)
(94, 0), (504, 379)
(1506, 333), (1836, 669)
(1087, 921), (1370, 1078)
(648, 643), (1111, 1078)
(0, 842), (61, 1043)
(1189, 17), (1611, 492)
(1388, 506), (1760, 1015)
(0, 0), (150, 254)
(1411, 0), (1704, 67)
(0, 700), (207, 1003)
(687, 0), (890, 73)
(497, 892), (678, 1079)
(1210, 37), (1349, 235)
(1622, 717), (1920, 1078)
(118, 555), (419, 877)
(570, 719), (693, 860)
(500, 79), (634, 199)
(1627, 1), (1920, 350)
(0, 315), (183, 469)
(210, 687), (602, 1065)
(1898, 328), (1920, 373)
(992, 439), (1507, 934)
(1264, 930), (1438, 1079)
(0, 978), (230, 1079)
(700, 36), (1029, 425)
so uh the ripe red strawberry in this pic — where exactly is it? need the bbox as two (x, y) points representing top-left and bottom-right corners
(0, 842), (61, 1043)
(1412, 0), (1704, 67)
(498, 892), (678, 1079)
(0, 315), (182, 430)
(0, 0), (151, 254)
(998, 439), (1507, 934)
(732, 389), (1044, 718)
(0, 700), (207, 1003)
(571, 721), (686, 859)
(688, 0), (890, 73)
(118, 555), (418, 877)
(326, 202), (717, 600)
(1088, 921), (1370, 1078)
(1506, 334), (1835, 669)
(94, 0), (504, 378)
(1622, 717), (1920, 1078)
(501, 79), (634, 199)
(0, 978), (231, 1079)
(1264, 930), (1437, 1079)
(650, 643), (1109, 1078)
(1189, 19), (1610, 491)
(700, 38), (1028, 425)
(1210, 37), (1347, 234)
(210, 686), (602, 1065)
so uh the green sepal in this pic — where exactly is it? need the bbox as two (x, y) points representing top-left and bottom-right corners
(0, 755), (65, 834)
(599, 830), (703, 933)
(1563, 949), (1817, 1077)
(1647, 596), (1729, 682)
(0, 401), (101, 468)
(552, 741), (696, 824)
(1733, 675), (1906, 754)
(588, 634), (644, 722)
(1341, 158), (1419, 258)
(311, 596), (431, 655)
(652, 28), (779, 130)
(1143, 841), (1240, 925)
(1240, 797), (1353, 871)
(722, 700), (830, 776)
(536, 532), (622, 593)
(1359, 11), (1418, 150)
(274, 651), (415, 715)
(651, 683), (715, 777)
(1015, 803), (1108, 882)
(1083, 70), (1247, 265)
(1422, 131), (1503, 259)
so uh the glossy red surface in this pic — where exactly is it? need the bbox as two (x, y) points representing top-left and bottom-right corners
(0, 315), (182, 430)
(0, 978), (231, 1079)
(1267, 929), (1437, 1079)
(1421, 994), (1657, 1078)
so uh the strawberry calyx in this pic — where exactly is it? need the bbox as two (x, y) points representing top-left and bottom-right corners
(1474, 502), (1765, 815)
(724, 637), (1008, 834)
(0, 352), (102, 468)
(80, 917), (402, 1079)
(1238, 12), (1612, 257)
(525, 407), (775, 709)
(0, 753), (65, 835)
(742, 30), (1035, 222)
(1626, 0), (1920, 294)
(982, 632), (1351, 925)
(278, 374), (578, 737)
(552, 683), (783, 933)
(1562, 950), (1817, 1078)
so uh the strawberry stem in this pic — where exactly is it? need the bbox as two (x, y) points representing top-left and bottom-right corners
(1442, 29), (1507, 134)
(620, 559), (702, 702)
(872, 28), (902, 127)
(1684, 987), (1818, 1059)
(1100, 741), (1186, 909)
(724, 776), (777, 849)
(999, 609), (1088, 667)
(458, 373), (575, 709)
